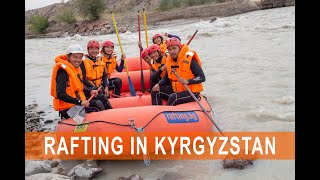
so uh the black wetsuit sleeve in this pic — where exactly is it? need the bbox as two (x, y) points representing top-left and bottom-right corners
(56, 69), (82, 105)
(188, 59), (206, 84)
(115, 59), (125, 72)
(168, 34), (181, 41)
(150, 64), (165, 82)
(158, 72), (170, 86)
(102, 70), (109, 88)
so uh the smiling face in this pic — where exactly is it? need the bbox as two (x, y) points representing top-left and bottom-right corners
(167, 45), (180, 59)
(103, 46), (114, 55)
(143, 55), (152, 65)
(68, 53), (83, 68)
(149, 50), (160, 61)
(88, 47), (99, 58)
(153, 37), (162, 45)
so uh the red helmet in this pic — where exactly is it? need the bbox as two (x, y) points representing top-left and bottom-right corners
(152, 33), (163, 43)
(141, 48), (149, 59)
(148, 44), (160, 54)
(87, 40), (100, 49)
(166, 37), (181, 48)
(102, 40), (114, 48)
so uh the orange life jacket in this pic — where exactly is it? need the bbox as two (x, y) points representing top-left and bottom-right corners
(151, 55), (167, 78)
(50, 55), (86, 111)
(166, 44), (203, 93)
(82, 57), (105, 86)
(101, 53), (117, 79)
(159, 41), (168, 56)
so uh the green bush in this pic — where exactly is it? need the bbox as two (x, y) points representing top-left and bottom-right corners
(28, 15), (49, 33)
(56, 9), (76, 24)
(157, 0), (171, 11)
(76, 0), (106, 20)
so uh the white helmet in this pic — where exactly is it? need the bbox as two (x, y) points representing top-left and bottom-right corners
(66, 44), (84, 55)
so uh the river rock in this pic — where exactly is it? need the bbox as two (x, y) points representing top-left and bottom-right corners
(223, 159), (253, 169)
(67, 160), (104, 179)
(26, 173), (70, 180)
(118, 174), (143, 180)
(210, 17), (217, 23)
(25, 160), (53, 176)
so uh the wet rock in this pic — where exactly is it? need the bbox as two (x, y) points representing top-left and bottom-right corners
(29, 117), (44, 122)
(44, 119), (54, 124)
(38, 110), (45, 114)
(26, 103), (38, 111)
(51, 160), (61, 168)
(25, 160), (53, 176)
(223, 159), (253, 170)
(210, 17), (217, 23)
(39, 127), (48, 132)
(119, 27), (127, 33)
(67, 160), (104, 179)
(26, 112), (38, 119)
(51, 165), (64, 174)
(118, 174), (143, 180)
(32, 128), (39, 132)
(26, 173), (70, 180)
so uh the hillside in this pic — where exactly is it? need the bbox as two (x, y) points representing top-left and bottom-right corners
(25, 0), (294, 39)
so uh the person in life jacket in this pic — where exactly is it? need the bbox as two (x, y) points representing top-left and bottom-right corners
(152, 32), (181, 56)
(79, 40), (113, 110)
(151, 37), (206, 106)
(100, 40), (125, 97)
(148, 44), (168, 89)
(50, 44), (109, 120)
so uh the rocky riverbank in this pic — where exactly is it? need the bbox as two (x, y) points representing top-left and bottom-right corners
(25, 0), (263, 39)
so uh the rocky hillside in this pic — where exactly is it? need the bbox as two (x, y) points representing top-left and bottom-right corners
(25, 0), (294, 39)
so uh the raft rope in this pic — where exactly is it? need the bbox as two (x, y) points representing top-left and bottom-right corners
(58, 95), (213, 128)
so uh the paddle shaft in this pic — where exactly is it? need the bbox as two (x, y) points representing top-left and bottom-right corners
(138, 11), (145, 92)
(187, 30), (198, 45)
(111, 12), (129, 77)
(143, 8), (149, 47)
(87, 86), (102, 102)
(71, 86), (102, 122)
(171, 70), (223, 134)
(111, 12), (136, 96)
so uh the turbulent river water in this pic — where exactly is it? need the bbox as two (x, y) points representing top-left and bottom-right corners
(25, 6), (295, 179)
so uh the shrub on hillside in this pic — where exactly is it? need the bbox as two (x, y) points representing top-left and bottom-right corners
(28, 15), (49, 33)
(56, 9), (76, 24)
(76, 0), (106, 20)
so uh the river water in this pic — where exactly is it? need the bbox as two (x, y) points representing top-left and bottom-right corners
(25, 6), (295, 179)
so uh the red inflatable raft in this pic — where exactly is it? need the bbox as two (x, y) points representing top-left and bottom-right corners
(55, 57), (215, 159)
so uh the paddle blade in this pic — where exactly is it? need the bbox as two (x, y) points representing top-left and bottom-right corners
(128, 77), (136, 96)
(66, 105), (86, 123)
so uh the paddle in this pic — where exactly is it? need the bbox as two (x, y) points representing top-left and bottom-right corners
(187, 30), (198, 45)
(170, 69), (223, 133)
(67, 86), (102, 124)
(111, 11), (136, 96)
(171, 70), (255, 168)
(138, 10), (145, 93)
(143, 8), (149, 48)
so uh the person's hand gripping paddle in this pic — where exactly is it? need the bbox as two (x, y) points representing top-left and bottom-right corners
(67, 86), (102, 123)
